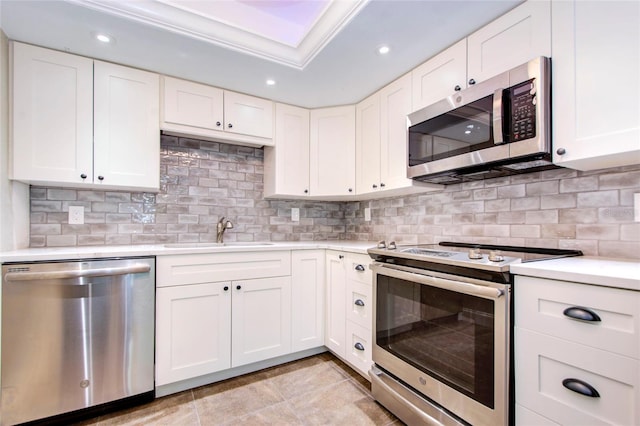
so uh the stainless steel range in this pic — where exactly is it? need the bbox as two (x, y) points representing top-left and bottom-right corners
(367, 241), (582, 426)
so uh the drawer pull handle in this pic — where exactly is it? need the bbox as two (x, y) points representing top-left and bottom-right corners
(354, 299), (365, 307)
(355, 264), (365, 272)
(354, 342), (365, 351)
(562, 378), (600, 398)
(563, 306), (601, 322)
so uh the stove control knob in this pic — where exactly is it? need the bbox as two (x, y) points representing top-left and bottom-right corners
(377, 240), (386, 249)
(468, 248), (483, 260)
(488, 250), (504, 262)
(388, 241), (397, 250)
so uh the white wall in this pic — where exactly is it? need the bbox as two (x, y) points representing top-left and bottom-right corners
(0, 29), (30, 251)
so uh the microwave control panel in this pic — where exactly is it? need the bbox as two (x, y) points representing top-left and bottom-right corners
(510, 79), (537, 141)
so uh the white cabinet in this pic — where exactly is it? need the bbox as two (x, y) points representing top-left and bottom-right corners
(515, 275), (640, 425)
(357, 73), (437, 197)
(325, 250), (373, 378)
(161, 76), (274, 147)
(155, 251), (292, 386)
(264, 103), (311, 198)
(291, 250), (325, 352)
(10, 42), (160, 191)
(412, 0), (551, 111)
(551, 0), (640, 170)
(309, 105), (356, 198)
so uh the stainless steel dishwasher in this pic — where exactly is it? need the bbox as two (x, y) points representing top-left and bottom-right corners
(1, 257), (155, 425)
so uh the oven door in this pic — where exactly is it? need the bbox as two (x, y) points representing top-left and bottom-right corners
(370, 263), (510, 426)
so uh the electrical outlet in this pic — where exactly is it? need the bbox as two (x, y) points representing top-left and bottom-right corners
(68, 206), (84, 224)
(364, 207), (371, 221)
(291, 208), (300, 222)
(635, 193), (640, 222)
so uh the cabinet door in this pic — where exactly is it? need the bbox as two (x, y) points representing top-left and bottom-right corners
(310, 106), (356, 197)
(11, 42), (93, 184)
(379, 73), (414, 190)
(291, 250), (325, 352)
(224, 90), (273, 139)
(94, 61), (160, 191)
(156, 282), (232, 386)
(355, 93), (381, 194)
(325, 251), (347, 357)
(162, 76), (224, 131)
(552, 0), (640, 170)
(411, 39), (467, 111)
(231, 276), (292, 367)
(264, 103), (310, 198)
(467, 0), (551, 83)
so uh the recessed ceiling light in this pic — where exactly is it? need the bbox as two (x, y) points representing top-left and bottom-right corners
(266, 79), (276, 86)
(95, 33), (112, 43)
(377, 45), (390, 55)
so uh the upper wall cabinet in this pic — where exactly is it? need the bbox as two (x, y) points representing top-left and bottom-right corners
(264, 103), (311, 199)
(309, 105), (356, 199)
(357, 73), (438, 198)
(10, 42), (160, 192)
(551, 0), (640, 170)
(161, 76), (273, 147)
(412, 0), (551, 111)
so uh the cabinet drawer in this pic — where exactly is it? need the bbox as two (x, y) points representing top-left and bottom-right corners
(516, 328), (639, 426)
(157, 251), (291, 287)
(515, 276), (640, 359)
(346, 280), (372, 329)
(516, 404), (559, 426)
(345, 321), (373, 378)
(345, 253), (372, 285)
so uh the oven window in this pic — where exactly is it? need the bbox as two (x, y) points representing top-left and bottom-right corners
(408, 94), (496, 166)
(376, 275), (495, 408)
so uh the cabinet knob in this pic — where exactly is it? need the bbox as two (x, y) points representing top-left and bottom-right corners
(97, 176), (104, 181)
(80, 174), (87, 180)
(304, 189), (308, 194)
(338, 255), (344, 259)
(223, 286), (229, 291)
(236, 285), (242, 290)
(354, 299), (365, 307)
(380, 183), (385, 188)
(216, 121), (221, 127)
(354, 264), (365, 272)
(348, 188), (353, 193)
(354, 342), (365, 351)
(228, 123), (233, 129)
(468, 78), (476, 85)
(562, 378), (600, 398)
(556, 148), (566, 155)
(454, 85), (461, 91)
(372, 184), (377, 189)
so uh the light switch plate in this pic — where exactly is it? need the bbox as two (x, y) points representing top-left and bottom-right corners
(364, 207), (371, 221)
(291, 208), (300, 222)
(68, 206), (84, 224)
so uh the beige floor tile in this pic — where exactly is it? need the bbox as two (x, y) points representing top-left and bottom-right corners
(96, 391), (199, 426)
(224, 401), (304, 426)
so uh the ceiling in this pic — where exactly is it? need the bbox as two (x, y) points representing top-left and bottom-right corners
(0, 0), (522, 108)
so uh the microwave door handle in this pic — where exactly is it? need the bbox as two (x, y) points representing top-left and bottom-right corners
(492, 88), (504, 144)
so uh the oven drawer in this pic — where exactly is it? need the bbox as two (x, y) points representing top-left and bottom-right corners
(346, 280), (372, 329)
(344, 321), (372, 377)
(516, 328), (640, 426)
(345, 253), (372, 286)
(515, 276), (640, 359)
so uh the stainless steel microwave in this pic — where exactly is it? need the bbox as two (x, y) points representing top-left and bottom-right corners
(407, 56), (554, 184)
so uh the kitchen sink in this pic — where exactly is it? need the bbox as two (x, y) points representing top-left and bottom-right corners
(163, 242), (274, 248)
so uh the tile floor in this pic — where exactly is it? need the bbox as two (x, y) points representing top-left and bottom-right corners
(78, 353), (402, 425)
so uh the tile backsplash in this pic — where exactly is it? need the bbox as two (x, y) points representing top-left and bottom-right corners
(30, 135), (640, 259)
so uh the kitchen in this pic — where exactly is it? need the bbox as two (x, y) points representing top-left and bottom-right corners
(0, 0), (639, 425)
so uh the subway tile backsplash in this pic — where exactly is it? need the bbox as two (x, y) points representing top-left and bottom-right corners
(30, 135), (640, 260)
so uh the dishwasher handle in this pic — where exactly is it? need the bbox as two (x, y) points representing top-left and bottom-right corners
(4, 263), (151, 282)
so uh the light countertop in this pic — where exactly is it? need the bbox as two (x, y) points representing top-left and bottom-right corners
(0, 241), (378, 263)
(511, 256), (640, 291)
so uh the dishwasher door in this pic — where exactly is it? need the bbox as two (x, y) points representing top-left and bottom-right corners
(1, 257), (155, 425)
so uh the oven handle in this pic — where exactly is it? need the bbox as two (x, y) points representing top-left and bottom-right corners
(373, 264), (504, 300)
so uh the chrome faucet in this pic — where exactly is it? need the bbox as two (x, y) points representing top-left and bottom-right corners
(216, 217), (234, 243)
